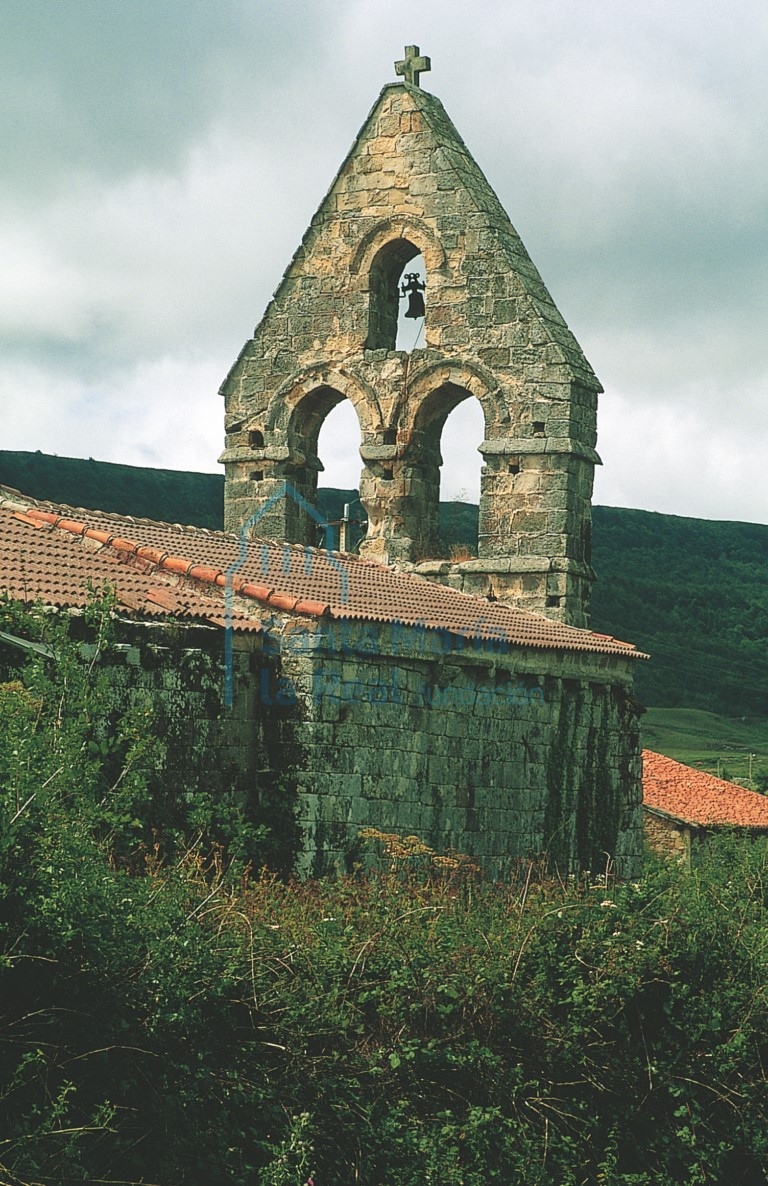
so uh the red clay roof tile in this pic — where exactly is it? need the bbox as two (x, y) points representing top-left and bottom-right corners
(294, 599), (331, 617)
(107, 536), (139, 554)
(268, 592), (300, 612)
(135, 546), (169, 566)
(160, 555), (193, 576)
(187, 564), (223, 584)
(144, 587), (179, 611)
(643, 749), (768, 829)
(240, 583), (274, 601)
(0, 486), (648, 656)
(0, 495), (261, 633)
(84, 527), (113, 545)
(56, 517), (88, 535)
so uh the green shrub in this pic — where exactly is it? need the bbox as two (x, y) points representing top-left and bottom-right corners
(2, 598), (768, 1184)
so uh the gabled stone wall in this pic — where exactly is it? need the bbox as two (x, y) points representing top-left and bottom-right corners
(220, 81), (602, 626)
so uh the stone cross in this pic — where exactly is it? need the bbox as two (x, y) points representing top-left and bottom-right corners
(395, 45), (431, 88)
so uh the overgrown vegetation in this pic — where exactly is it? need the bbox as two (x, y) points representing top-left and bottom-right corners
(2, 598), (768, 1184)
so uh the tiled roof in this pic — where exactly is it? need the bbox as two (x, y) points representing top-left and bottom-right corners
(643, 749), (768, 829)
(0, 493), (261, 632)
(0, 485), (646, 656)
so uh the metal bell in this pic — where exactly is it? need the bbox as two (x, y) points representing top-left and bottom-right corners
(400, 272), (426, 319)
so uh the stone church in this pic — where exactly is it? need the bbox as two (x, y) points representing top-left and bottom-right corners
(0, 49), (646, 877)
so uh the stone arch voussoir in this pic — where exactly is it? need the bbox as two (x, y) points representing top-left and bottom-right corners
(266, 365), (382, 441)
(350, 216), (449, 282)
(400, 358), (509, 443)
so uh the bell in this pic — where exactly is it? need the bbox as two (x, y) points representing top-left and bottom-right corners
(400, 272), (426, 320)
(405, 290), (425, 319)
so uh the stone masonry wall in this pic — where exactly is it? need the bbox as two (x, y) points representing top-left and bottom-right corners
(643, 810), (691, 861)
(220, 82), (602, 626)
(29, 613), (642, 879)
(264, 617), (644, 879)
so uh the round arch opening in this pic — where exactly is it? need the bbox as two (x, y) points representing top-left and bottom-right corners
(439, 397), (484, 557)
(367, 237), (425, 352)
(406, 382), (487, 561)
(316, 398), (366, 549)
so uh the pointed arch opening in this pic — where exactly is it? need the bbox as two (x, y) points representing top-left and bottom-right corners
(366, 238), (426, 352)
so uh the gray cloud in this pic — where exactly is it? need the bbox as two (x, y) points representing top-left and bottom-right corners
(0, 1), (339, 197)
(2, 0), (767, 524)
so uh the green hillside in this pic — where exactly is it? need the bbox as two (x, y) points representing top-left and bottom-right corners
(589, 506), (768, 717)
(0, 450), (223, 530)
(641, 707), (768, 786)
(2, 450), (767, 719)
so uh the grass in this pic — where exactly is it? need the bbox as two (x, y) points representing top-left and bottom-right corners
(642, 706), (768, 784)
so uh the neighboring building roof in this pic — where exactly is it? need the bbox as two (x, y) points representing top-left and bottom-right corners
(643, 749), (768, 830)
(0, 486), (646, 657)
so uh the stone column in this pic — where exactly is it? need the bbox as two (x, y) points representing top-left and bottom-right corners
(359, 430), (442, 564)
(220, 440), (324, 546)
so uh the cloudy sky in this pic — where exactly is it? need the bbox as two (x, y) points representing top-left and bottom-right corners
(2, 0), (767, 524)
